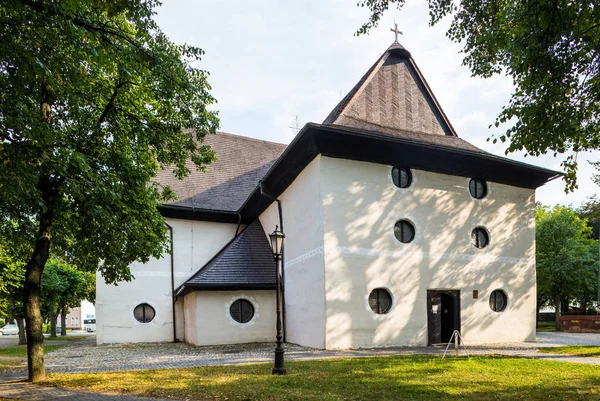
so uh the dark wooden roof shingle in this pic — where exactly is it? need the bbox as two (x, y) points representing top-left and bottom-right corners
(176, 220), (276, 294)
(155, 132), (286, 212)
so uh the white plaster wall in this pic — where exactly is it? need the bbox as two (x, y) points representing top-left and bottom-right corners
(184, 291), (276, 346)
(259, 156), (326, 349)
(183, 292), (197, 343)
(95, 218), (238, 344)
(320, 156), (536, 348)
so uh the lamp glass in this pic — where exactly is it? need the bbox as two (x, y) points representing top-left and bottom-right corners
(269, 227), (285, 257)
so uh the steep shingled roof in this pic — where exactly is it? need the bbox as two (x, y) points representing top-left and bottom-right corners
(176, 220), (276, 295)
(324, 41), (457, 137)
(155, 132), (287, 212)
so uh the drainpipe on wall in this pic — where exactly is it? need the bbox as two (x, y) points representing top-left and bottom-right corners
(165, 222), (178, 343)
(259, 181), (286, 342)
(235, 211), (243, 236)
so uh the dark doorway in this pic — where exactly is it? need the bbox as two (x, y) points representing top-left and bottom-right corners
(427, 290), (460, 345)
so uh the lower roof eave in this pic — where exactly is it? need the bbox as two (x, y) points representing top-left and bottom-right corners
(176, 283), (277, 297)
(157, 204), (239, 223)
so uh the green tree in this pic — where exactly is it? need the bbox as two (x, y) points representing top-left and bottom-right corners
(40, 259), (93, 337)
(0, 0), (218, 381)
(536, 205), (598, 329)
(356, 0), (600, 191)
(0, 221), (33, 345)
(577, 196), (600, 240)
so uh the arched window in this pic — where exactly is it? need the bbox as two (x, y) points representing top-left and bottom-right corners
(489, 290), (507, 312)
(394, 220), (415, 243)
(133, 303), (155, 323)
(230, 299), (255, 323)
(392, 166), (412, 188)
(369, 288), (393, 314)
(469, 178), (487, 199)
(471, 227), (490, 249)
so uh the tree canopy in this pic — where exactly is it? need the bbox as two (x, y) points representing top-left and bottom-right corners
(356, 0), (600, 191)
(40, 259), (94, 336)
(536, 205), (598, 327)
(0, 0), (218, 381)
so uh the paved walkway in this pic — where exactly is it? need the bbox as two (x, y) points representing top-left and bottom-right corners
(2, 332), (600, 400)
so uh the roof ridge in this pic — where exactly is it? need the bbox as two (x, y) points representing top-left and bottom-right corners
(215, 130), (288, 147)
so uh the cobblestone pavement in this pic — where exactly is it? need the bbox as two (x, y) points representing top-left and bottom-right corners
(2, 332), (600, 400)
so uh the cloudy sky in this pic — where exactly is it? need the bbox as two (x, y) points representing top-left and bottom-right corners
(156, 0), (599, 207)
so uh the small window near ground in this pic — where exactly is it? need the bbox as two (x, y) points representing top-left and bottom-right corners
(394, 220), (415, 243)
(230, 299), (255, 323)
(133, 303), (155, 323)
(471, 227), (489, 249)
(469, 178), (487, 199)
(369, 288), (393, 314)
(489, 290), (507, 312)
(392, 167), (412, 188)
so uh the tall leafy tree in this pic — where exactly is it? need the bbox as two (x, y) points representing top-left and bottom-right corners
(536, 205), (598, 329)
(40, 259), (93, 337)
(0, 221), (33, 345)
(356, 0), (600, 191)
(0, 0), (218, 381)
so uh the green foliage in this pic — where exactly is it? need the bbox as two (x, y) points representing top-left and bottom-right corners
(0, 223), (28, 319)
(536, 205), (598, 307)
(0, 0), (218, 283)
(40, 259), (94, 321)
(356, 0), (600, 191)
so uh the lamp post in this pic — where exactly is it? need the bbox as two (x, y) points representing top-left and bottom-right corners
(269, 225), (286, 375)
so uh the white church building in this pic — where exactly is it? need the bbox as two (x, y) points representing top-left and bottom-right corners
(96, 40), (560, 349)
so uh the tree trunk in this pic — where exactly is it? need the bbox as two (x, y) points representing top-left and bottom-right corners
(50, 313), (57, 338)
(554, 294), (562, 330)
(536, 297), (541, 328)
(16, 316), (27, 345)
(561, 296), (570, 314)
(23, 222), (53, 382)
(60, 308), (67, 336)
(582, 299), (588, 314)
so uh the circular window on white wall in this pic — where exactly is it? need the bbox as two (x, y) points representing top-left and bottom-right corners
(368, 288), (393, 314)
(489, 290), (508, 312)
(133, 303), (155, 323)
(230, 299), (255, 323)
(394, 220), (415, 243)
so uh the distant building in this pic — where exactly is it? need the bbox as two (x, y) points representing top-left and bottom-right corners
(57, 300), (95, 330)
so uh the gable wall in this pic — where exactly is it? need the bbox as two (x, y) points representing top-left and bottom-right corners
(259, 155), (326, 348)
(339, 59), (445, 135)
(95, 219), (238, 344)
(320, 156), (536, 348)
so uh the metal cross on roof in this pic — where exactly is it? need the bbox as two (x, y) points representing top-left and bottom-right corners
(390, 22), (402, 42)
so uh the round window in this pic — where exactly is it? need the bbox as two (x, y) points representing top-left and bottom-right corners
(489, 290), (507, 312)
(394, 220), (415, 243)
(230, 299), (255, 323)
(369, 288), (393, 314)
(469, 178), (487, 199)
(392, 166), (412, 188)
(471, 227), (490, 249)
(133, 303), (155, 323)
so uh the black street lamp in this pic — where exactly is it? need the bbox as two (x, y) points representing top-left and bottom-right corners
(269, 225), (286, 375)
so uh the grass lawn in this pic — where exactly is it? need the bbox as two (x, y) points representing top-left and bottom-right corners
(540, 346), (600, 358)
(536, 322), (561, 332)
(41, 356), (600, 401)
(0, 343), (73, 370)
